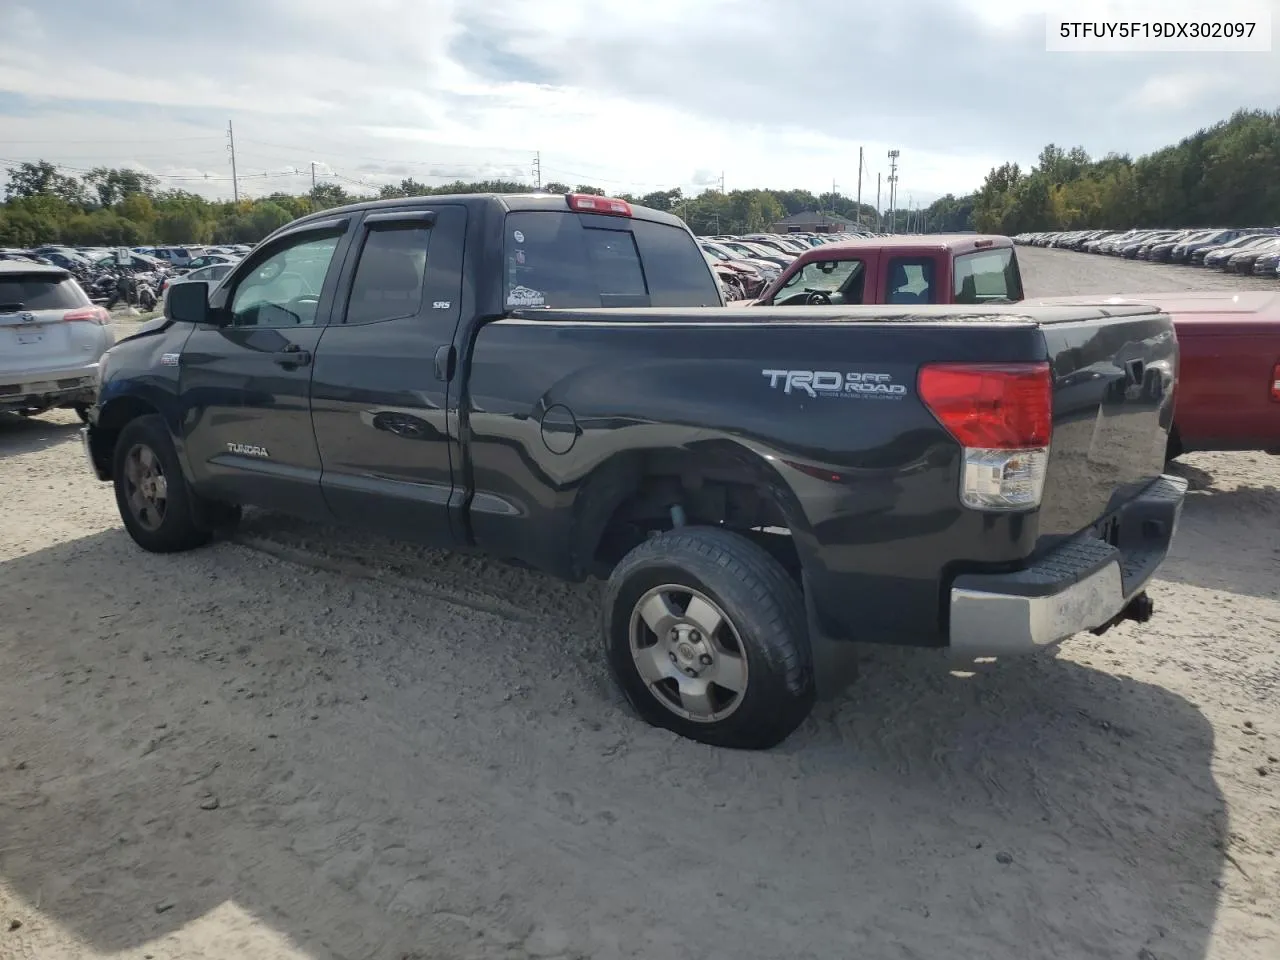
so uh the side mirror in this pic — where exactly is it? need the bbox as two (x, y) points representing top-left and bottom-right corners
(165, 281), (214, 325)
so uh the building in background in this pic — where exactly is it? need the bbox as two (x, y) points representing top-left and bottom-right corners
(771, 211), (858, 234)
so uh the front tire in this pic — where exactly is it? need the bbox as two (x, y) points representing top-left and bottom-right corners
(603, 527), (814, 749)
(113, 415), (212, 553)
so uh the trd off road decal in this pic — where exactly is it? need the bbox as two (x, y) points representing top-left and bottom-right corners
(762, 369), (907, 399)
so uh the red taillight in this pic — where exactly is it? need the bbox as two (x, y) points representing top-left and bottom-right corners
(1271, 362), (1280, 403)
(918, 362), (1052, 449)
(62, 306), (110, 325)
(567, 193), (632, 217)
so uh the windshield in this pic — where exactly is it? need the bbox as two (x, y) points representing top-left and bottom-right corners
(780, 259), (862, 294)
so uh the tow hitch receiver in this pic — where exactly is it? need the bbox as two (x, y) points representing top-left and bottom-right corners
(1091, 591), (1155, 636)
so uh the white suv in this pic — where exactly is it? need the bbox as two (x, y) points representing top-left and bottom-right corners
(1, 262), (112, 422)
(145, 246), (205, 268)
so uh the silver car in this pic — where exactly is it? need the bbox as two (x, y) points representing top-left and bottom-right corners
(1, 261), (112, 422)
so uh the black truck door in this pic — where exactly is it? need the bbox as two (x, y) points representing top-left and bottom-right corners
(178, 218), (352, 519)
(309, 205), (467, 545)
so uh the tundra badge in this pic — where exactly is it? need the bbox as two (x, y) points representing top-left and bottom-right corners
(226, 442), (270, 458)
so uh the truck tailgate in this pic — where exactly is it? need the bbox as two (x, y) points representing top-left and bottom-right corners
(1035, 305), (1177, 542)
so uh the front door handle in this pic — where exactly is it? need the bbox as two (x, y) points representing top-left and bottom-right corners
(273, 345), (312, 367)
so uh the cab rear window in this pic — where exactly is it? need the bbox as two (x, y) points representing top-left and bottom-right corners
(954, 248), (1023, 303)
(504, 211), (721, 309)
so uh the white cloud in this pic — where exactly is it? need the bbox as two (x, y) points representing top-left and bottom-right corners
(0, 0), (1276, 205)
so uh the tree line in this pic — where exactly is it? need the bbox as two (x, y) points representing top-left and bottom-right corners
(3, 107), (1277, 246)
(0, 162), (886, 246)
(968, 109), (1280, 234)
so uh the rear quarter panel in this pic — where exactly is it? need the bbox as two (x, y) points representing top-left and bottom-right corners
(462, 312), (1053, 646)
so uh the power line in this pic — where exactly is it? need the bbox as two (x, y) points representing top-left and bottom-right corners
(0, 136), (220, 145)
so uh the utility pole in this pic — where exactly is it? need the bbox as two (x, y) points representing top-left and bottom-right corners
(856, 147), (863, 229)
(718, 171), (725, 193)
(887, 149), (899, 235)
(310, 161), (317, 211)
(227, 120), (239, 203)
(875, 173), (881, 231)
(532, 151), (541, 190)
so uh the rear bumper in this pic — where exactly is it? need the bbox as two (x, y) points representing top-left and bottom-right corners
(948, 474), (1187, 660)
(0, 374), (97, 413)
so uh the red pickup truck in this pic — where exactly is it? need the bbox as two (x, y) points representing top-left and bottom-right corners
(750, 234), (1024, 306)
(1037, 291), (1280, 459)
(752, 235), (1278, 459)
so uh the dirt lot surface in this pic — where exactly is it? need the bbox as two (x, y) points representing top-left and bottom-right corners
(2, 249), (1278, 960)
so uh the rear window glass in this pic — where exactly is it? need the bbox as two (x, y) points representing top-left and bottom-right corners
(504, 212), (720, 309)
(953, 248), (1022, 303)
(631, 219), (721, 306)
(0, 275), (89, 311)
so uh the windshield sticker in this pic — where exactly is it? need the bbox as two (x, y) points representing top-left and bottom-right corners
(514, 249), (526, 265)
(513, 230), (526, 243)
(762, 369), (907, 400)
(507, 284), (546, 307)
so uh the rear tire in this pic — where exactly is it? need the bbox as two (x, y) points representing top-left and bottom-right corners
(602, 526), (815, 749)
(113, 415), (212, 553)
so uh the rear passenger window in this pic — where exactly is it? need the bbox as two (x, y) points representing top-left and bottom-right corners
(884, 257), (937, 304)
(344, 226), (430, 324)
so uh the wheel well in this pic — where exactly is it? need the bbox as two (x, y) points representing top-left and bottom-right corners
(90, 396), (160, 474)
(588, 448), (802, 580)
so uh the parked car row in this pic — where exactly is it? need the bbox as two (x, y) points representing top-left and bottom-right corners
(699, 230), (887, 300)
(1015, 227), (1280, 276)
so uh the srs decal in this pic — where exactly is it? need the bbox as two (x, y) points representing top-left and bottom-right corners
(226, 442), (270, 458)
(762, 369), (907, 400)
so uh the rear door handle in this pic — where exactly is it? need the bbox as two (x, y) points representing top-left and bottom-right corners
(273, 345), (312, 367)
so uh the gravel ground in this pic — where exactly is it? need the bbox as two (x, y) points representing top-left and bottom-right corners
(1, 249), (1278, 960)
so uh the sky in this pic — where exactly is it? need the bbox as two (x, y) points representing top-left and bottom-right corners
(0, 0), (1277, 207)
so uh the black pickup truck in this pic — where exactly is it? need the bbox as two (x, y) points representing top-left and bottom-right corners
(83, 192), (1187, 749)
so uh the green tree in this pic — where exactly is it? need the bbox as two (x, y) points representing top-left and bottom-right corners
(84, 167), (158, 206)
(4, 161), (84, 203)
(310, 182), (351, 211)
